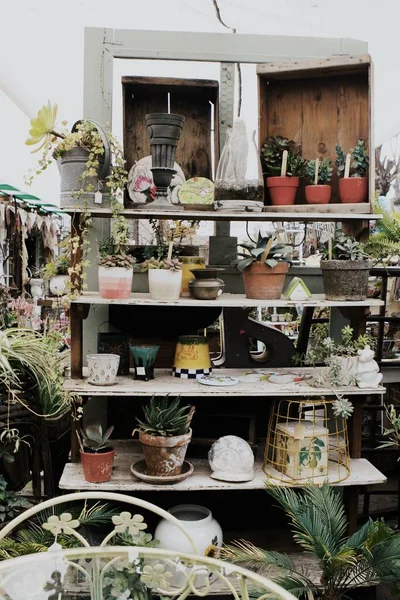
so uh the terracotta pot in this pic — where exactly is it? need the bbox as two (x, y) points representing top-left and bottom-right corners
(338, 177), (368, 203)
(266, 176), (299, 206)
(241, 262), (289, 299)
(80, 448), (115, 483)
(321, 260), (372, 301)
(139, 429), (192, 476)
(305, 184), (331, 204)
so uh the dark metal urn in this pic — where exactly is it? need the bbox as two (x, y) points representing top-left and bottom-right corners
(145, 113), (185, 208)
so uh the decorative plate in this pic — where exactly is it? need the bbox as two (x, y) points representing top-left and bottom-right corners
(197, 375), (240, 387)
(130, 460), (194, 484)
(127, 156), (185, 205)
(178, 177), (214, 208)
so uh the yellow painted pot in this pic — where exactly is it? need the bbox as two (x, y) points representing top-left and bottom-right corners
(180, 257), (205, 297)
(172, 335), (212, 378)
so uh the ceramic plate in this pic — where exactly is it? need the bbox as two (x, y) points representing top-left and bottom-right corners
(130, 460), (194, 484)
(197, 375), (240, 387)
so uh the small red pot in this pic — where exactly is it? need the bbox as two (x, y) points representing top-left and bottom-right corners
(338, 177), (368, 203)
(80, 448), (115, 483)
(305, 184), (331, 204)
(266, 176), (299, 206)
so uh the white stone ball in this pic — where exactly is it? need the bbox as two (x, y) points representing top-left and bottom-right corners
(208, 435), (255, 482)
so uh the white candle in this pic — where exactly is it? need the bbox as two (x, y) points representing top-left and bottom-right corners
(314, 158), (319, 185)
(281, 150), (288, 177)
(167, 241), (173, 260)
(344, 153), (351, 179)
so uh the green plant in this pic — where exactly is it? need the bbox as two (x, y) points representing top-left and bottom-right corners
(321, 235), (369, 261)
(98, 238), (135, 269)
(364, 199), (400, 260)
(135, 395), (195, 437)
(378, 404), (400, 451)
(140, 257), (182, 272)
(0, 475), (30, 523)
(232, 233), (292, 272)
(305, 158), (333, 184)
(78, 424), (114, 453)
(336, 139), (369, 178)
(43, 252), (70, 278)
(260, 135), (306, 177)
(222, 483), (400, 599)
(0, 428), (31, 464)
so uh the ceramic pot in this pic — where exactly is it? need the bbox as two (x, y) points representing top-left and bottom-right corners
(148, 269), (182, 301)
(87, 353), (120, 386)
(155, 504), (223, 587)
(129, 344), (160, 381)
(181, 257), (205, 297)
(29, 278), (45, 299)
(338, 177), (368, 203)
(139, 429), (192, 476)
(80, 448), (114, 483)
(241, 262), (289, 299)
(321, 260), (371, 301)
(188, 267), (225, 300)
(49, 275), (69, 296)
(266, 176), (299, 205)
(98, 266), (133, 300)
(305, 184), (331, 204)
(172, 335), (212, 378)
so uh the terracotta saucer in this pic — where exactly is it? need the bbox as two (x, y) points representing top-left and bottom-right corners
(130, 460), (194, 484)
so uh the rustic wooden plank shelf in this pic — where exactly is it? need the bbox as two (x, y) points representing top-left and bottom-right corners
(63, 206), (381, 221)
(65, 367), (385, 397)
(72, 292), (384, 309)
(59, 440), (386, 492)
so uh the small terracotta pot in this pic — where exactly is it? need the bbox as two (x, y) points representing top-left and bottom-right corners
(338, 177), (368, 203)
(80, 448), (115, 483)
(139, 429), (192, 476)
(266, 176), (299, 206)
(241, 262), (289, 300)
(305, 184), (331, 204)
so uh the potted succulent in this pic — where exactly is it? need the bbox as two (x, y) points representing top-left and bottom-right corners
(232, 233), (292, 299)
(320, 235), (372, 301)
(133, 394), (195, 477)
(141, 256), (183, 301)
(335, 139), (369, 203)
(98, 236), (135, 300)
(25, 101), (128, 208)
(261, 135), (306, 206)
(43, 252), (70, 296)
(76, 423), (115, 483)
(305, 158), (333, 204)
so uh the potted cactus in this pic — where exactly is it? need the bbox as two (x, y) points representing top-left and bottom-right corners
(77, 424), (115, 483)
(133, 394), (195, 477)
(141, 256), (182, 301)
(305, 158), (333, 204)
(335, 139), (369, 203)
(232, 233), (292, 299)
(261, 135), (306, 206)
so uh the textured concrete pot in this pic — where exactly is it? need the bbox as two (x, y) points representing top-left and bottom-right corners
(321, 260), (371, 301)
(139, 429), (192, 476)
(338, 177), (368, 203)
(241, 262), (289, 299)
(80, 448), (114, 483)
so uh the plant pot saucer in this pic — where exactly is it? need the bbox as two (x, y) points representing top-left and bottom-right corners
(130, 460), (194, 484)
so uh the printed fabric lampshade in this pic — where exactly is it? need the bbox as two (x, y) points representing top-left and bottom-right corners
(172, 335), (212, 379)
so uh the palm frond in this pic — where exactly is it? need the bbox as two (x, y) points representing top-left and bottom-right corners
(272, 575), (318, 599)
(221, 540), (297, 572)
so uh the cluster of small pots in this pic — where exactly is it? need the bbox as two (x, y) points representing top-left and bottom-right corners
(266, 176), (368, 207)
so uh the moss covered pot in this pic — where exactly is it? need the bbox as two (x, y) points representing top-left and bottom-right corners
(321, 260), (372, 301)
(139, 429), (192, 476)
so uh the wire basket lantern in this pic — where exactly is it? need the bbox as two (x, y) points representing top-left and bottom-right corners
(263, 397), (350, 485)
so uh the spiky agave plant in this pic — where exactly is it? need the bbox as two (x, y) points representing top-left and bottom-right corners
(135, 394), (195, 437)
(222, 483), (400, 599)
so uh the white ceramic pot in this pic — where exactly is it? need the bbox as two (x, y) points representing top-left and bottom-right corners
(49, 275), (69, 296)
(98, 266), (133, 299)
(154, 504), (222, 587)
(87, 353), (120, 386)
(29, 278), (45, 299)
(148, 269), (182, 301)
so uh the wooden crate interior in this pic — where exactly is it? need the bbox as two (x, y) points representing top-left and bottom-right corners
(122, 76), (219, 183)
(258, 58), (371, 206)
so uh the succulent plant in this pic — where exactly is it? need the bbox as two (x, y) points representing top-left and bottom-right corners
(98, 253), (135, 268)
(135, 394), (195, 437)
(80, 424), (114, 452)
(322, 235), (369, 261)
(140, 257), (182, 272)
(336, 139), (369, 178)
(305, 158), (333, 185)
(260, 135), (306, 177)
(232, 233), (292, 272)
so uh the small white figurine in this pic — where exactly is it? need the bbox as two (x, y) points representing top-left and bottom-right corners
(356, 345), (383, 389)
(208, 435), (255, 482)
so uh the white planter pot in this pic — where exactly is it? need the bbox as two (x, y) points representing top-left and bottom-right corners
(148, 269), (182, 301)
(87, 353), (120, 386)
(155, 504), (222, 587)
(49, 275), (69, 296)
(29, 278), (45, 299)
(98, 266), (133, 299)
